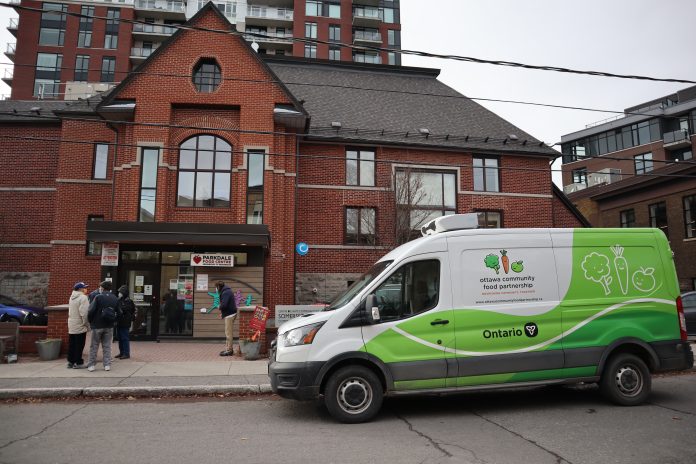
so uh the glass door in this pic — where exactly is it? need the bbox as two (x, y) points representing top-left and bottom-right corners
(123, 268), (160, 340)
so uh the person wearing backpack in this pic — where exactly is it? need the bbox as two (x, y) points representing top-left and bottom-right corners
(115, 285), (135, 360)
(87, 280), (119, 372)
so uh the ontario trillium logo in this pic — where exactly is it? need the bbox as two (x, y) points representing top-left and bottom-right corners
(524, 322), (538, 338)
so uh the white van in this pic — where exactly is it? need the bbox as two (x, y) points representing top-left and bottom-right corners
(269, 214), (693, 423)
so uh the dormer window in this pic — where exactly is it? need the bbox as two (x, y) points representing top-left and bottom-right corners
(192, 58), (221, 93)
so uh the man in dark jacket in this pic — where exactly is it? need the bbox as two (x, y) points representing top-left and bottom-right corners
(217, 281), (237, 356)
(115, 285), (135, 360)
(87, 280), (119, 371)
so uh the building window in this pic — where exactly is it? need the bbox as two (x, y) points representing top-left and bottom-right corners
(77, 6), (94, 48)
(387, 29), (400, 46)
(634, 153), (653, 175)
(103, 8), (120, 49)
(74, 55), (89, 81)
(86, 215), (104, 256)
(139, 148), (159, 222)
(306, 0), (320, 16)
(177, 135), (231, 208)
(305, 22), (317, 39)
(329, 24), (340, 41)
(346, 149), (375, 186)
(192, 59), (221, 92)
(93, 143), (109, 179)
(649, 202), (668, 237)
(383, 7), (396, 23)
(387, 52), (396, 65)
(328, 2), (340, 18)
(346, 207), (376, 245)
(620, 209), (635, 228)
(671, 148), (693, 162)
(353, 51), (380, 64)
(572, 167), (588, 185)
(100, 56), (115, 83)
(329, 46), (341, 61)
(39, 3), (67, 46)
(304, 44), (317, 58)
(684, 196), (696, 238)
(34, 53), (62, 99)
(561, 118), (661, 162)
(246, 151), (264, 224)
(477, 211), (502, 228)
(473, 157), (500, 192)
(395, 169), (457, 243)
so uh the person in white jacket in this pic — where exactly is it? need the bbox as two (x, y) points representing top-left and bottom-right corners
(67, 282), (90, 368)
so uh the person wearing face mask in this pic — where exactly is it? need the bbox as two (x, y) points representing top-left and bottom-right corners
(115, 285), (135, 360)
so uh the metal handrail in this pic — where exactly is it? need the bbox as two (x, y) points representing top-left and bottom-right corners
(663, 129), (690, 144)
(130, 47), (155, 57)
(133, 23), (176, 35)
(6, 43), (16, 54)
(354, 31), (381, 41)
(135, 0), (186, 13)
(8, 18), (18, 29)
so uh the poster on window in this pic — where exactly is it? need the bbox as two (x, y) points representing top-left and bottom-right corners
(101, 243), (119, 266)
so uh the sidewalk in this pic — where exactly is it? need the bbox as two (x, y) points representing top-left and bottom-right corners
(0, 340), (272, 399)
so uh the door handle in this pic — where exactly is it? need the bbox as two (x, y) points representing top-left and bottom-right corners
(430, 319), (449, 326)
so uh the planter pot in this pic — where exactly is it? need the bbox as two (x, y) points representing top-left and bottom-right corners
(239, 340), (261, 360)
(35, 339), (61, 361)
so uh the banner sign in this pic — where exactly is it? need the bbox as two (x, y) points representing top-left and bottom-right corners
(249, 306), (269, 332)
(191, 253), (235, 267)
(101, 243), (119, 266)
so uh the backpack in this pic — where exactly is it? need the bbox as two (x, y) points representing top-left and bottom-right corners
(101, 305), (118, 325)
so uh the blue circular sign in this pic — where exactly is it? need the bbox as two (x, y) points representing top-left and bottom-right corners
(296, 242), (309, 256)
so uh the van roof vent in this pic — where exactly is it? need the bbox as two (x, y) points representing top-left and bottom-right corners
(421, 214), (479, 236)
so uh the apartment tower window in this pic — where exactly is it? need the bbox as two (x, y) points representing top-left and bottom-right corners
(39, 3), (67, 46)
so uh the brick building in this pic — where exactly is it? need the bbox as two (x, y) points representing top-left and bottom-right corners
(560, 86), (696, 291)
(0, 4), (586, 340)
(4, 0), (402, 100)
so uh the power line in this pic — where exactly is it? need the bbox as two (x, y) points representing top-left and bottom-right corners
(2, 3), (695, 85)
(2, 132), (696, 180)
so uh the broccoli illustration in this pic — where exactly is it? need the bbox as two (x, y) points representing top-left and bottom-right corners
(581, 252), (613, 295)
(484, 253), (500, 274)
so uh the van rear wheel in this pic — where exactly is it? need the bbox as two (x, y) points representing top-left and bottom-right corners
(324, 366), (383, 423)
(600, 353), (651, 406)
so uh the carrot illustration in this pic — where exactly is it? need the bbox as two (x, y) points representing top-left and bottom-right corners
(501, 250), (509, 274)
(611, 245), (628, 295)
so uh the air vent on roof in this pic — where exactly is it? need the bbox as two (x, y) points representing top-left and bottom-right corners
(421, 214), (479, 236)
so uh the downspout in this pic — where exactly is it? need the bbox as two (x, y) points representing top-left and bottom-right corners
(293, 130), (300, 305)
(107, 122), (119, 220)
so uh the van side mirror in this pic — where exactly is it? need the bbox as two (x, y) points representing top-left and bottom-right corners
(365, 294), (380, 324)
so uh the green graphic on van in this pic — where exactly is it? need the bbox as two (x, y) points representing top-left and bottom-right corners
(485, 250), (524, 275)
(482, 322), (538, 339)
(581, 245), (658, 296)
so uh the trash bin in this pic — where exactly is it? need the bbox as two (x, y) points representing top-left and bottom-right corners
(240, 340), (261, 360)
(35, 339), (62, 361)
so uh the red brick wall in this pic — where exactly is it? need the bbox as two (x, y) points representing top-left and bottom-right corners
(45, 308), (69, 354)
(18, 325), (47, 354)
(552, 194), (586, 228)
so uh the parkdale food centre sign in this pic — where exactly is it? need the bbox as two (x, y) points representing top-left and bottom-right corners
(191, 253), (235, 267)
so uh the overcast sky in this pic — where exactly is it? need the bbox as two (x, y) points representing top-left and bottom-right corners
(1, 0), (695, 185)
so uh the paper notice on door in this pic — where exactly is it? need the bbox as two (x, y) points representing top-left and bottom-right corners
(135, 275), (144, 286)
(133, 293), (144, 302)
(196, 274), (208, 291)
(169, 279), (178, 290)
(144, 285), (152, 296)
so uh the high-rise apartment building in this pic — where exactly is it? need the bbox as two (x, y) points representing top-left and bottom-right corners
(3, 0), (402, 100)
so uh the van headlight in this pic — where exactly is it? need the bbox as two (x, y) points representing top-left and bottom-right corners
(279, 322), (325, 348)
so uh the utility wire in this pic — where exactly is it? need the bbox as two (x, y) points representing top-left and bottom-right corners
(2, 132), (696, 180)
(2, 3), (695, 85)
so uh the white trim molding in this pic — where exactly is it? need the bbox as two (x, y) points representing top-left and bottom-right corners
(0, 187), (56, 192)
(56, 179), (113, 184)
(459, 190), (553, 199)
(50, 240), (87, 245)
(310, 244), (391, 251)
(0, 243), (52, 248)
(298, 184), (389, 191)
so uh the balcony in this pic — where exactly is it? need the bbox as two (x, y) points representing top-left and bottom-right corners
(132, 22), (177, 37)
(563, 182), (587, 195)
(1, 68), (13, 86)
(5, 43), (15, 62)
(663, 129), (692, 149)
(244, 5), (294, 27)
(130, 47), (156, 63)
(353, 53), (382, 65)
(352, 6), (381, 26)
(8, 0), (20, 5)
(353, 30), (381, 45)
(8, 17), (18, 37)
(134, 0), (186, 19)
(243, 31), (293, 48)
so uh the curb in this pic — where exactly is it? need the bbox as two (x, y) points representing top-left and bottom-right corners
(0, 384), (274, 400)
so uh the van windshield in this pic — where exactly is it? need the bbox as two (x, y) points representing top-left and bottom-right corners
(324, 260), (393, 311)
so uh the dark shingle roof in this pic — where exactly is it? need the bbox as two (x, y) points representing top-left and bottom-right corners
(267, 58), (557, 156)
(0, 100), (72, 122)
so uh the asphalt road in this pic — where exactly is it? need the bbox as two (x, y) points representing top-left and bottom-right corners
(1, 373), (695, 464)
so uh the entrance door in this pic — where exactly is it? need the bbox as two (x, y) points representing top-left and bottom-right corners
(122, 268), (160, 340)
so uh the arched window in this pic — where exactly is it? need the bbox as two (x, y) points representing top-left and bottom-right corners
(177, 135), (231, 208)
(192, 58), (221, 92)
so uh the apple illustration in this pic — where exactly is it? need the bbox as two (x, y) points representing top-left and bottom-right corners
(511, 261), (524, 273)
(632, 267), (656, 293)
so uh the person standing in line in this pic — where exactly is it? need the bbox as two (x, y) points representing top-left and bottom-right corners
(115, 285), (135, 360)
(217, 281), (237, 356)
(87, 280), (119, 371)
(67, 282), (90, 369)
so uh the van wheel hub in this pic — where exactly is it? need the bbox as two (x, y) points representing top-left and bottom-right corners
(338, 378), (372, 414)
(616, 366), (642, 396)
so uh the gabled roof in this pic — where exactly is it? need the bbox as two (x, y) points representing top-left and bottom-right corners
(553, 184), (591, 227)
(266, 57), (558, 157)
(0, 100), (72, 122)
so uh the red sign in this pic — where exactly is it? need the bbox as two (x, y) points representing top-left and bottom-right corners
(249, 306), (269, 332)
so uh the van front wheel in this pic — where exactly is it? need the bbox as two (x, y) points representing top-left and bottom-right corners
(324, 366), (383, 423)
(600, 353), (651, 406)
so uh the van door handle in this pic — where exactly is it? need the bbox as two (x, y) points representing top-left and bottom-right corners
(430, 319), (449, 326)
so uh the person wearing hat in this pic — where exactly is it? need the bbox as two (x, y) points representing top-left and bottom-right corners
(87, 280), (119, 371)
(67, 282), (90, 368)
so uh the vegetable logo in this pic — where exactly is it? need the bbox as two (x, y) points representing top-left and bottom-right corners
(610, 245), (629, 295)
(633, 267), (656, 293)
(485, 250), (523, 274)
(581, 252), (613, 295)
